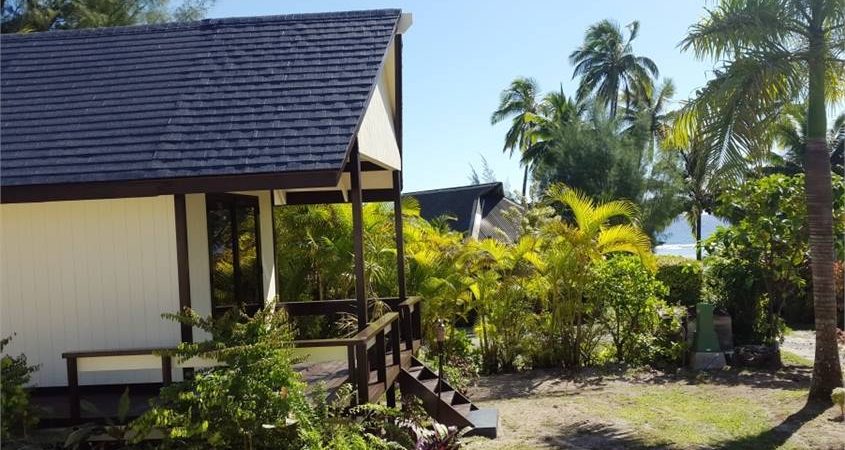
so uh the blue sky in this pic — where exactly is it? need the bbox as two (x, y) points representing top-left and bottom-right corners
(209, 1), (716, 193)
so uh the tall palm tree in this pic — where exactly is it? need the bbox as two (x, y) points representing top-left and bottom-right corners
(570, 19), (659, 118)
(491, 77), (541, 200)
(682, 0), (845, 398)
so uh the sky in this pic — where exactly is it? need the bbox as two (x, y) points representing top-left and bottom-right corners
(209, 1), (717, 193)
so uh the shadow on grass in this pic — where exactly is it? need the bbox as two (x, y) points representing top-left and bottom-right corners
(539, 420), (672, 450)
(648, 365), (814, 392)
(470, 364), (813, 403)
(710, 400), (829, 450)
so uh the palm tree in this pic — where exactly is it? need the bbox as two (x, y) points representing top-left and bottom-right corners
(541, 184), (653, 367)
(770, 105), (845, 175)
(664, 110), (722, 260)
(521, 88), (583, 170)
(623, 78), (676, 166)
(682, 0), (845, 398)
(491, 77), (541, 200)
(570, 19), (659, 118)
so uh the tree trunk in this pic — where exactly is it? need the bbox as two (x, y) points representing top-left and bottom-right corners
(806, 15), (843, 399)
(695, 211), (703, 261)
(521, 164), (529, 202)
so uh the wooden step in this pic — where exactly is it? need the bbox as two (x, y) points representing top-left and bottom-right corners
(398, 357), (498, 436)
(451, 403), (472, 416)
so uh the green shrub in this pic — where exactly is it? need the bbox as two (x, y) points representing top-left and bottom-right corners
(701, 173), (845, 346)
(655, 256), (703, 307)
(1, 335), (39, 440)
(130, 304), (314, 449)
(587, 256), (671, 365)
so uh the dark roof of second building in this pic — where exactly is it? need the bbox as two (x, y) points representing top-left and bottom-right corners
(405, 182), (523, 242)
(0, 9), (400, 187)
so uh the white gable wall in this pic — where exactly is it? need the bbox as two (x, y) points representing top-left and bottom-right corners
(357, 41), (401, 171)
(0, 196), (182, 387)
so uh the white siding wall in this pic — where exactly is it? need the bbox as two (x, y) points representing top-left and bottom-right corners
(0, 196), (182, 387)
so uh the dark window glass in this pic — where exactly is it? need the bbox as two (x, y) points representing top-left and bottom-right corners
(206, 194), (263, 318)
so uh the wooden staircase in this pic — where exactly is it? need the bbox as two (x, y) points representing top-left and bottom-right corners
(399, 357), (498, 438)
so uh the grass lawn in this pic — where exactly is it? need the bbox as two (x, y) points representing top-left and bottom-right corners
(463, 358), (845, 449)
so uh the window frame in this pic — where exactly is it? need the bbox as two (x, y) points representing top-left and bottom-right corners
(205, 193), (264, 318)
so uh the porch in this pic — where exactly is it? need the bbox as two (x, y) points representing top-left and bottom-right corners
(33, 296), (423, 426)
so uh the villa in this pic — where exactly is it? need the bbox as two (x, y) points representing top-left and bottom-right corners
(0, 9), (496, 437)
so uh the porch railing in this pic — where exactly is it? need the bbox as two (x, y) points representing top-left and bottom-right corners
(61, 296), (423, 419)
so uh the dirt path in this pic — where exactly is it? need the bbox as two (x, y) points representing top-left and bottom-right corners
(781, 329), (845, 364)
(463, 366), (845, 450)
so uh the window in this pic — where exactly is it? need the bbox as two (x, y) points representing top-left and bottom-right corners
(206, 194), (263, 318)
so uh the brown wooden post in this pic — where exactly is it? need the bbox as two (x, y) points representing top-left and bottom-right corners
(392, 171), (407, 304)
(66, 357), (80, 421)
(174, 194), (194, 380)
(390, 322), (401, 366)
(350, 144), (368, 331)
(355, 342), (369, 405)
(375, 332), (386, 384)
(174, 194), (193, 343)
(161, 355), (173, 386)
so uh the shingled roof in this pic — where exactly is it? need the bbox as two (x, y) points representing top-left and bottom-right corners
(0, 9), (401, 191)
(405, 182), (523, 242)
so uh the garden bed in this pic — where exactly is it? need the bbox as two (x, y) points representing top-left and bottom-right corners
(464, 361), (845, 449)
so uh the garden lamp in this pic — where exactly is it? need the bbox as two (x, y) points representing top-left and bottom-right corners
(436, 319), (446, 418)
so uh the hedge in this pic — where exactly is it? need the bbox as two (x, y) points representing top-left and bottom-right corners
(655, 255), (703, 307)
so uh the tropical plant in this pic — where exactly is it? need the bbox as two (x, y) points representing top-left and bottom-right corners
(64, 388), (135, 449)
(1, 335), (39, 440)
(537, 184), (654, 368)
(681, 0), (845, 397)
(411, 422), (469, 450)
(130, 304), (314, 449)
(769, 105), (845, 175)
(832, 387), (845, 421)
(704, 173), (845, 346)
(570, 19), (658, 117)
(664, 107), (725, 260)
(531, 99), (684, 242)
(490, 77), (542, 199)
(623, 78), (676, 165)
(460, 236), (542, 372)
(655, 255), (703, 307)
(587, 256), (669, 364)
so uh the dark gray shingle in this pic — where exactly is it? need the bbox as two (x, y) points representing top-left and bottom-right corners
(1, 9), (400, 187)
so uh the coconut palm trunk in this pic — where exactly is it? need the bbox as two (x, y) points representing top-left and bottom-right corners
(695, 211), (703, 261)
(521, 164), (529, 201)
(806, 16), (842, 398)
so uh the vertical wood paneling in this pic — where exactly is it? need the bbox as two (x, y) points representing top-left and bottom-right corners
(185, 193), (211, 342)
(0, 196), (181, 387)
(256, 191), (277, 303)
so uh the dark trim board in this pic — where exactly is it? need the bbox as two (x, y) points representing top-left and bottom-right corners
(283, 189), (395, 205)
(0, 169), (340, 204)
(173, 194), (193, 344)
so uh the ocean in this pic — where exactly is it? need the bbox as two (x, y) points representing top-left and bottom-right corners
(653, 214), (727, 259)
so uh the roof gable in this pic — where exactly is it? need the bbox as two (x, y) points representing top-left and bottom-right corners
(0, 9), (400, 188)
